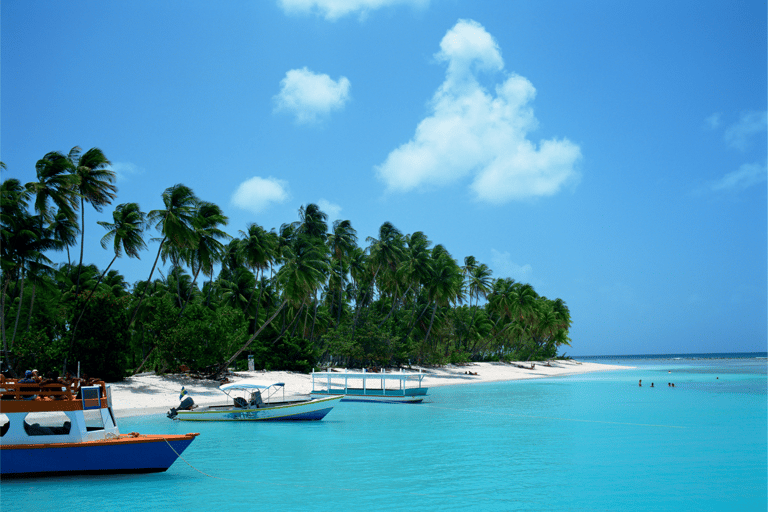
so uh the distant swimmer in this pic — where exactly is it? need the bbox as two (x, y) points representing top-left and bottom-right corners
(639, 379), (642, 387)
(651, 383), (654, 388)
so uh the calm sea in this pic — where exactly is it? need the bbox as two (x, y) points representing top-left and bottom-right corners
(2, 353), (766, 511)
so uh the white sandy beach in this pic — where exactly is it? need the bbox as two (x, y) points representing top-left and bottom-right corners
(109, 360), (630, 417)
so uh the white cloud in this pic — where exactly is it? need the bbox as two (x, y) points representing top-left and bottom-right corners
(109, 161), (143, 181)
(375, 19), (582, 204)
(490, 249), (533, 283)
(724, 110), (767, 150)
(708, 162), (767, 192)
(231, 176), (289, 214)
(317, 199), (342, 221)
(277, 0), (428, 21)
(273, 67), (351, 124)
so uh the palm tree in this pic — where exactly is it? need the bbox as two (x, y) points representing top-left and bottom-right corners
(130, 184), (198, 326)
(70, 147), (116, 295)
(366, 222), (404, 297)
(26, 151), (79, 225)
(220, 267), (258, 318)
(238, 223), (276, 327)
(219, 227), (330, 375)
(423, 246), (464, 347)
(181, 201), (230, 315)
(460, 261), (492, 350)
(1, 179), (32, 340)
(48, 210), (80, 266)
(2, 212), (56, 355)
(327, 219), (357, 326)
(296, 203), (328, 239)
(68, 203), (148, 363)
(509, 283), (539, 324)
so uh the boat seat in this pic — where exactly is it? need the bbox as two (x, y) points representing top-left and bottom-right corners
(249, 391), (263, 408)
(233, 397), (248, 408)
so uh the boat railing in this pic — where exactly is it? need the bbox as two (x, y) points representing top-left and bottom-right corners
(311, 368), (425, 395)
(0, 377), (106, 402)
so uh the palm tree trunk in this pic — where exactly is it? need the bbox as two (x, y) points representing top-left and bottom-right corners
(69, 254), (118, 356)
(25, 283), (37, 333)
(179, 266), (202, 317)
(129, 236), (166, 327)
(1, 275), (10, 358)
(133, 346), (155, 375)
(424, 302), (437, 347)
(218, 299), (289, 375)
(309, 300), (320, 343)
(403, 300), (432, 340)
(10, 269), (26, 349)
(75, 197), (86, 296)
(292, 304), (306, 338)
(379, 284), (411, 328)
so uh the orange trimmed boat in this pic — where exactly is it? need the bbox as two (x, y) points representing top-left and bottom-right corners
(0, 376), (199, 478)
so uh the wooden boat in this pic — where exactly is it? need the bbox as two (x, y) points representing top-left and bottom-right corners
(0, 376), (199, 478)
(169, 380), (341, 421)
(310, 368), (428, 403)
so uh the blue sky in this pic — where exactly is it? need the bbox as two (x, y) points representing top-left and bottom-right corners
(2, 0), (766, 356)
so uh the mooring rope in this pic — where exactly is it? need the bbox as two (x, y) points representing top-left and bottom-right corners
(162, 437), (249, 482)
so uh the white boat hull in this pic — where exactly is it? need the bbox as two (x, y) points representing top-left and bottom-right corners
(174, 395), (342, 421)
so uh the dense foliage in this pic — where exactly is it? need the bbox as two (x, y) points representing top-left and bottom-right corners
(1, 150), (572, 381)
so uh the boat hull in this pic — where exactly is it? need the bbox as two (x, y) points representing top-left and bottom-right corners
(175, 395), (341, 421)
(0, 433), (198, 478)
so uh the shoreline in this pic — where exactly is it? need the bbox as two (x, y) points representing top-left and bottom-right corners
(110, 360), (632, 418)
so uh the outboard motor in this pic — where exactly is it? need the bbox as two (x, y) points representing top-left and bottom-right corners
(167, 395), (195, 419)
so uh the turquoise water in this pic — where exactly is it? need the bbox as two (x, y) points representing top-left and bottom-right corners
(2, 355), (766, 511)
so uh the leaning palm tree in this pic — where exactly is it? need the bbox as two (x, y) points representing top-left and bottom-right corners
(218, 230), (329, 376)
(69, 147), (116, 295)
(130, 184), (198, 326)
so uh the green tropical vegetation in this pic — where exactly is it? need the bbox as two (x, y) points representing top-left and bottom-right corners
(1, 150), (572, 381)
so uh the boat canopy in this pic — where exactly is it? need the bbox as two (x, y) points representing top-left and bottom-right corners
(311, 370), (424, 382)
(220, 380), (285, 391)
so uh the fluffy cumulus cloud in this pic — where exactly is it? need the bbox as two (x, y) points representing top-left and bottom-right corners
(273, 67), (350, 124)
(708, 162), (767, 192)
(231, 176), (289, 214)
(317, 198), (342, 221)
(375, 19), (581, 204)
(277, 0), (428, 20)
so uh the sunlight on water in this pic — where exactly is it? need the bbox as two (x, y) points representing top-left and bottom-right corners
(2, 355), (766, 511)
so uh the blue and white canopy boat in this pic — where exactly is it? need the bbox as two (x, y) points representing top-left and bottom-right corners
(169, 380), (341, 421)
(311, 368), (428, 403)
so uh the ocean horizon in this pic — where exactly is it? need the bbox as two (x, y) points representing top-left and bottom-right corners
(2, 353), (766, 511)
